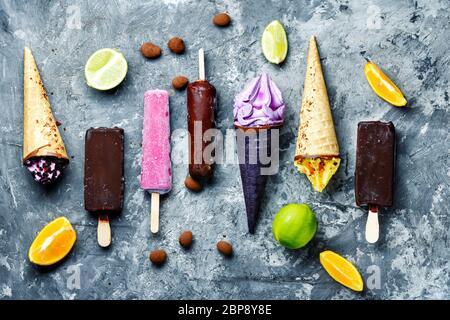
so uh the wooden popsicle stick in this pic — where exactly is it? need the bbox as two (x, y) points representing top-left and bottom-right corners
(97, 214), (111, 247)
(198, 48), (205, 80)
(365, 206), (379, 244)
(150, 192), (160, 234)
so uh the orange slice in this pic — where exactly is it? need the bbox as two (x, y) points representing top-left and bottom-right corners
(364, 60), (407, 107)
(29, 217), (76, 266)
(320, 250), (364, 292)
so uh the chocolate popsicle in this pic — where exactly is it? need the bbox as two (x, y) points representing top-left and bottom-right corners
(186, 48), (216, 183)
(355, 121), (395, 243)
(84, 127), (124, 247)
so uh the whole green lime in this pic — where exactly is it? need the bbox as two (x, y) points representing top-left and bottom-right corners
(272, 204), (317, 249)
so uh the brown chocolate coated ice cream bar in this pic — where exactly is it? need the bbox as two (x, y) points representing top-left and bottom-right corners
(84, 127), (124, 213)
(355, 121), (396, 244)
(355, 121), (395, 208)
(187, 80), (216, 180)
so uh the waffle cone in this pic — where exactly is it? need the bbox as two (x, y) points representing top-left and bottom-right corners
(235, 126), (277, 233)
(23, 47), (68, 162)
(294, 36), (339, 160)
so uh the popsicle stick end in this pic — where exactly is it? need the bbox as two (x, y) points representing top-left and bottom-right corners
(97, 214), (111, 247)
(150, 192), (160, 234)
(365, 206), (379, 244)
(198, 48), (205, 81)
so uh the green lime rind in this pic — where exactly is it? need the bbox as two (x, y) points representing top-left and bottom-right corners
(84, 48), (128, 91)
(261, 20), (288, 64)
(272, 204), (317, 249)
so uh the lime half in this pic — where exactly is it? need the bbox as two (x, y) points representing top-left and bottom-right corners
(261, 20), (288, 64)
(84, 48), (128, 90)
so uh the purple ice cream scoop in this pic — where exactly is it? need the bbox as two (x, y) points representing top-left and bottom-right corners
(233, 73), (285, 127)
(234, 73), (285, 233)
(24, 156), (67, 185)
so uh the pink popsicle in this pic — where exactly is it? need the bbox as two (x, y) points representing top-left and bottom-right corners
(140, 90), (172, 192)
(140, 90), (172, 233)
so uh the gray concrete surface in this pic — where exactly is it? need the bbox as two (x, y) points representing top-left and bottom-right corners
(0, 0), (449, 300)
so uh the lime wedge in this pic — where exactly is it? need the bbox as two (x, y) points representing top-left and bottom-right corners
(84, 48), (128, 90)
(261, 20), (288, 64)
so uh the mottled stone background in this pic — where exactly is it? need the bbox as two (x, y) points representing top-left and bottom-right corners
(0, 0), (449, 300)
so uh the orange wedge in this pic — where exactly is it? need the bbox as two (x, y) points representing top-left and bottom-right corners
(320, 250), (364, 292)
(364, 60), (407, 107)
(29, 217), (76, 266)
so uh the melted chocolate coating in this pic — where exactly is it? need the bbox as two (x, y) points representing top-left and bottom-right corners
(84, 127), (124, 214)
(355, 121), (395, 208)
(187, 80), (216, 180)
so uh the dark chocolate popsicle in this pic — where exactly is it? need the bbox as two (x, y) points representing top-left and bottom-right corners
(84, 127), (124, 247)
(355, 121), (395, 243)
(84, 127), (124, 212)
(187, 80), (216, 180)
(185, 48), (216, 186)
(355, 121), (395, 207)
